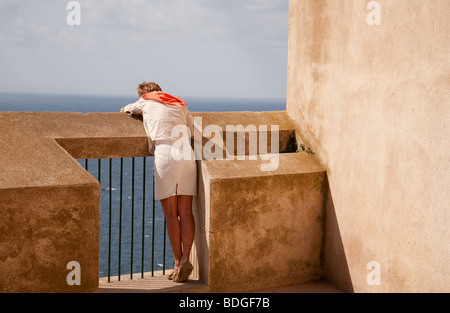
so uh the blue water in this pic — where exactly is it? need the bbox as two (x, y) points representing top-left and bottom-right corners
(0, 92), (286, 113)
(0, 92), (285, 278)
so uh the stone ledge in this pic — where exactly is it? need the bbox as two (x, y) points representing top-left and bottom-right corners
(202, 153), (323, 180)
(193, 152), (326, 292)
(0, 109), (322, 293)
(0, 111), (150, 292)
(0, 110), (297, 189)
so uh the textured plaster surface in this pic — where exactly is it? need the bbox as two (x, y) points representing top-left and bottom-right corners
(194, 153), (326, 292)
(287, 0), (450, 292)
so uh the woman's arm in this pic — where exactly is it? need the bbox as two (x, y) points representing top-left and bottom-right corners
(183, 106), (202, 142)
(120, 99), (145, 115)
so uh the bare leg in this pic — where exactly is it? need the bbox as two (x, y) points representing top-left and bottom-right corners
(160, 195), (182, 273)
(177, 195), (195, 267)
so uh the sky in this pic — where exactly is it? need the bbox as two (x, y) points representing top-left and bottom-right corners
(0, 0), (289, 99)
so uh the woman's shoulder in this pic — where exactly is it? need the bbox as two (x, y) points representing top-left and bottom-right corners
(142, 100), (185, 114)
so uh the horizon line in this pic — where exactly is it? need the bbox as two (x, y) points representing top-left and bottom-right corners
(0, 90), (287, 101)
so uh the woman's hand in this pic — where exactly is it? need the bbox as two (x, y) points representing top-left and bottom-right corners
(120, 107), (133, 115)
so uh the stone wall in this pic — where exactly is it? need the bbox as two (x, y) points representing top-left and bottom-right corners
(0, 112), (150, 292)
(1, 110), (324, 292)
(287, 0), (450, 292)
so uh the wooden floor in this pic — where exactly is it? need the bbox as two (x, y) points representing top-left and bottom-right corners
(99, 271), (345, 293)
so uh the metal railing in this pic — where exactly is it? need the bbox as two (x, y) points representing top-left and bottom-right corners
(78, 157), (172, 282)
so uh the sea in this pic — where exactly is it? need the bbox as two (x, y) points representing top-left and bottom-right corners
(0, 92), (286, 278)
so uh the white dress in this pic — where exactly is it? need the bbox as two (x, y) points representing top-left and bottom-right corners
(123, 98), (197, 200)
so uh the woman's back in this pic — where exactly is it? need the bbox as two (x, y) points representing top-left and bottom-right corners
(141, 100), (191, 142)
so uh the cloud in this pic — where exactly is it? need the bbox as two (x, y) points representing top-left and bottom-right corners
(0, 0), (18, 13)
(76, 0), (288, 48)
(0, 0), (289, 98)
(0, 0), (288, 51)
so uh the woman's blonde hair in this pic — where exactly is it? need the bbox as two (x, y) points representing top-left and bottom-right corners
(137, 82), (162, 97)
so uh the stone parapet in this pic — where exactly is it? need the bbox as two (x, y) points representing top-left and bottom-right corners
(192, 153), (326, 292)
(1, 110), (324, 292)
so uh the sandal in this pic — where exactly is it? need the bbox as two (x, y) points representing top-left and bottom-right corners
(167, 268), (179, 280)
(173, 261), (193, 283)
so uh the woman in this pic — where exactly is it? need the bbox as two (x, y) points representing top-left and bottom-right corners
(121, 82), (197, 283)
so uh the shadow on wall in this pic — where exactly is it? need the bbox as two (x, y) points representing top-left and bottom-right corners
(323, 175), (354, 293)
(191, 160), (210, 284)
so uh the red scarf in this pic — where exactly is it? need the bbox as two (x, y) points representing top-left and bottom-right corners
(142, 91), (186, 107)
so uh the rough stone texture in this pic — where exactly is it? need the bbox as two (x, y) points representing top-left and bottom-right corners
(192, 153), (326, 292)
(188, 111), (327, 292)
(0, 184), (100, 293)
(1, 110), (322, 293)
(287, 0), (450, 292)
(0, 112), (148, 292)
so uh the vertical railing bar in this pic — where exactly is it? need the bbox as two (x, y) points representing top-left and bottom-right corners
(141, 157), (146, 278)
(163, 220), (167, 275)
(118, 158), (123, 281)
(84, 159), (88, 171)
(107, 158), (112, 282)
(97, 159), (101, 279)
(98, 159), (101, 183)
(152, 172), (155, 277)
(130, 157), (135, 280)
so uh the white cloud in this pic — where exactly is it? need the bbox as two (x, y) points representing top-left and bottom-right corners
(0, 0), (289, 98)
